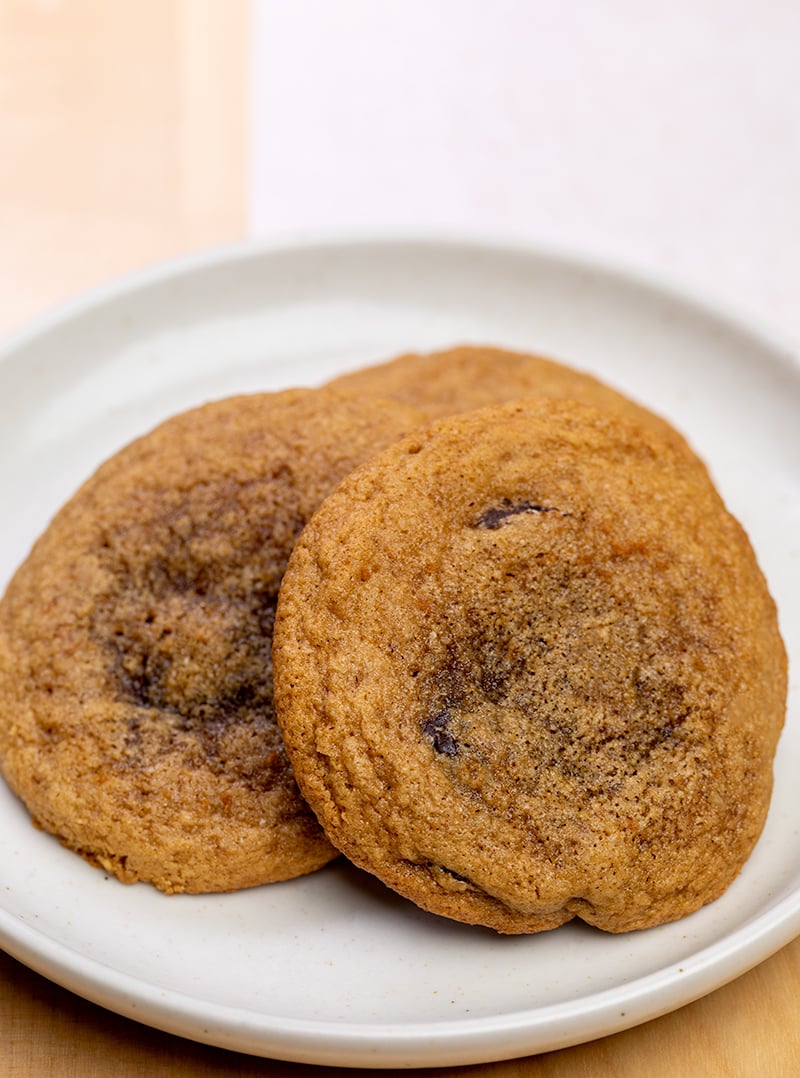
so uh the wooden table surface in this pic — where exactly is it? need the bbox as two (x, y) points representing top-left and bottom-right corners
(0, 3), (797, 1074)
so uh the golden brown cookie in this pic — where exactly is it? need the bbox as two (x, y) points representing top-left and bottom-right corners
(327, 343), (686, 446)
(273, 398), (787, 933)
(0, 388), (423, 893)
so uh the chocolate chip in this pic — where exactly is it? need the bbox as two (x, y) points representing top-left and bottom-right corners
(421, 710), (460, 757)
(475, 498), (558, 530)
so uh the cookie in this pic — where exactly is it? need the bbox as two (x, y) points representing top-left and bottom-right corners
(273, 398), (787, 933)
(327, 343), (692, 450)
(0, 388), (423, 893)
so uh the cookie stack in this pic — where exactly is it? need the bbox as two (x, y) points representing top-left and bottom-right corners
(0, 347), (787, 934)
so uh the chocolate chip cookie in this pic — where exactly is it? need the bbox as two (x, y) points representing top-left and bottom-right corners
(327, 344), (686, 445)
(0, 388), (422, 893)
(273, 398), (787, 933)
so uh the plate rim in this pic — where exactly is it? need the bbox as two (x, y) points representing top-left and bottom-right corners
(1, 228), (798, 372)
(0, 230), (798, 1066)
(2, 885), (799, 1066)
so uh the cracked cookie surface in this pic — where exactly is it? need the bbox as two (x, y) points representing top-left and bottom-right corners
(273, 398), (787, 933)
(0, 388), (422, 893)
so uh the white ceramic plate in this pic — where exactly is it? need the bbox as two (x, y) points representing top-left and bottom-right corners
(0, 236), (798, 1069)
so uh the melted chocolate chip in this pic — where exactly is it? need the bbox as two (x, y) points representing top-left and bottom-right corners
(105, 559), (280, 770)
(475, 498), (557, 530)
(421, 710), (460, 757)
(117, 649), (170, 711)
(114, 638), (265, 733)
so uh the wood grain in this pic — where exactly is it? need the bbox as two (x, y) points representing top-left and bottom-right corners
(2, 939), (799, 1076)
(0, 3), (797, 1075)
